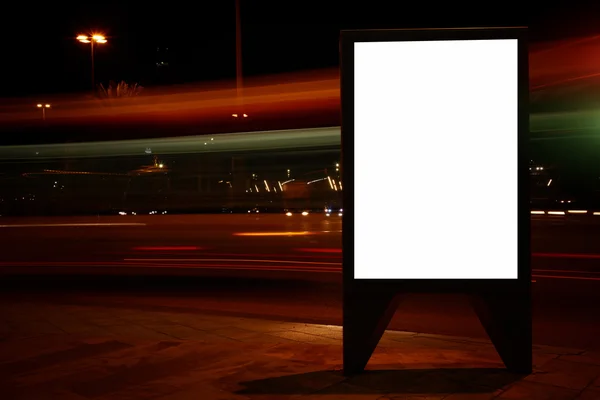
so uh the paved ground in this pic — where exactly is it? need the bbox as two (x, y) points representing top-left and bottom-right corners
(1, 299), (599, 399)
(3, 275), (600, 352)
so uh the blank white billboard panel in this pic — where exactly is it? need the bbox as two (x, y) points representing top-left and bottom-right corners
(353, 39), (519, 279)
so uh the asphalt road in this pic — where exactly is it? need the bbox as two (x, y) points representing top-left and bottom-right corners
(0, 213), (599, 351)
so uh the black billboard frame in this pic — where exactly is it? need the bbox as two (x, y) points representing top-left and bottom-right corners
(340, 27), (531, 376)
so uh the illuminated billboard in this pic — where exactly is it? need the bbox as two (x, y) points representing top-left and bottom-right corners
(349, 36), (523, 280)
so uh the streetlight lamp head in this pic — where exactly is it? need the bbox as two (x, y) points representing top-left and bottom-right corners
(37, 104), (42, 108)
(45, 104), (51, 108)
(77, 34), (106, 43)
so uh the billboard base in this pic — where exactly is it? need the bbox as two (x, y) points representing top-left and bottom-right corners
(342, 288), (532, 376)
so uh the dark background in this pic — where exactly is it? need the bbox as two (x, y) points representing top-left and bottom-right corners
(2, 1), (597, 97)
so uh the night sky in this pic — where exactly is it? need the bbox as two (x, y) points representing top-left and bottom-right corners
(2, 1), (598, 98)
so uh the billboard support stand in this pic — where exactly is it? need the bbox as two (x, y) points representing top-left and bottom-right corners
(343, 289), (403, 375)
(470, 288), (532, 373)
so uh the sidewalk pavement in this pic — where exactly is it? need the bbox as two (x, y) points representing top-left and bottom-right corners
(0, 299), (599, 400)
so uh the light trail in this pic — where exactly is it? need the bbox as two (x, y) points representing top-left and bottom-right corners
(532, 275), (600, 282)
(0, 259), (599, 282)
(296, 248), (342, 254)
(0, 223), (147, 228)
(233, 231), (317, 237)
(123, 258), (342, 266)
(533, 253), (600, 259)
(133, 246), (202, 251)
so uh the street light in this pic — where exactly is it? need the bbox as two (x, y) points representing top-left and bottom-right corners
(36, 103), (51, 121)
(231, 0), (247, 118)
(77, 34), (107, 90)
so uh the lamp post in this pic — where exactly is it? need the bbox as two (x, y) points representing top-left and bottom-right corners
(232, 0), (247, 119)
(76, 34), (108, 90)
(36, 103), (51, 121)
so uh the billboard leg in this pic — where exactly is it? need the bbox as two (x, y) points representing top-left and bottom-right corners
(470, 288), (532, 374)
(343, 288), (403, 375)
